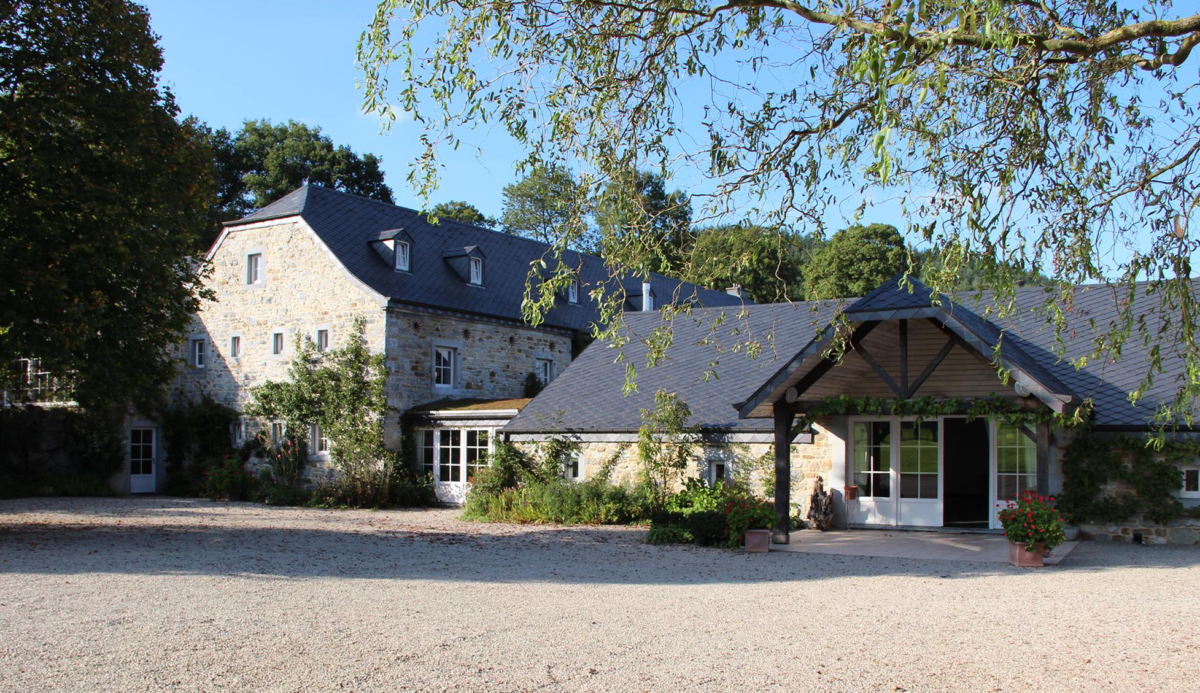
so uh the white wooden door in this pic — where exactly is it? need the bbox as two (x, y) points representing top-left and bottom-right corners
(129, 428), (156, 494)
(848, 420), (896, 525)
(895, 420), (943, 527)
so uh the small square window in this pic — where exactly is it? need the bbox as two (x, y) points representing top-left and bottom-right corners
(434, 346), (456, 387)
(469, 257), (483, 285)
(565, 452), (582, 481)
(568, 278), (579, 304)
(246, 253), (262, 285)
(272, 332), (285, 356)
(714, 462), (726, 483)
(536, 358), (554, 385)
(309, 424), (330, 454)
(191, 339), (206, 368)
(395, 241), (410, 271)
(316, 329), (329, 352)
(229, 335), (241, 359)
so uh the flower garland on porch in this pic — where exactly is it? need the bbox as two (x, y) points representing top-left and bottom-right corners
(793, 394), (1093, 430)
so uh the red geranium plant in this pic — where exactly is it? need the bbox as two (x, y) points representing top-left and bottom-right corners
(999, 490), (1067, 552)
(723, 495), (775, 548)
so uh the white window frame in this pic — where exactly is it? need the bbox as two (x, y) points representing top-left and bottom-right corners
(395, 241), (411, 271)
(565, 450), (583, 481)
(315, 328), (330, 353)
(271, 330), (286, 358)
(231, 418), (245, 447)
(245, 252), (263, 286)
(416, 427), (496, 484)
(229, 334), (242, 360)
(535, 358), (554, 385)
(708, 457), (728, 486)
(190, 338), (206, 369)
(1181, 465), (1200, 499)
(568, 278), (579, 304)
(995, 422), (1037, 503)
(433, 345), (457, 388)
(270, 421), (285, 447)
(469, 256), (483, 285)
(309, 424), (331, 459)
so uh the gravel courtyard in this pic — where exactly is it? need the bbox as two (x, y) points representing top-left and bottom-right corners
(1, 498), (1196, 692)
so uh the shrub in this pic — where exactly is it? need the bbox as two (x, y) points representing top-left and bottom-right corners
(685, 509), (728, 547)
(261, 483), (311, 506)
(647, 525), (692, 545)
(202, 455), (258, 501)
(311, 462), (435, 509)
(0, 406), (124, 498)
(723, 495), (775, 547)
(464, 478), (648, 525)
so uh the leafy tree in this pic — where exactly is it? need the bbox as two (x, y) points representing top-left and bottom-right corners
(361, 1), (1200, 426)
(427, 200), (496, 228)
(637, 390), (697, 510)
(596, 170), (693, 275)
(805, 224), (909, 299)
(0, 0), (214, 410)
(686, 224), (817, 303)
(501, 163), (586, 244)
(193, 119), (394, 249)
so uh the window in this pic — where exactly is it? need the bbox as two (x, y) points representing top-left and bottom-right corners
(565, 451), (583, 481)
(996, 423), (1037, 501)
(230, 419), (245, 447)
(900, 421), (938, 499)
(229, 335), (242, 359)
(419, 430), (435, 477)
(246, 253), (262, 285)
(568, 278), (579, 304)
(272, 331), (285, 356)
(315, 329), (329, 352)
(1181, 467), (1200, 498)
(469, 256), (483, 285)
(853, 421), (891, 498)
(191, 339), (206, 368)
(710, 460), (727, 485)
(270, 422), (285, 447)
(536, 358), (554, 385)
(395, 241), (410, 271)
(309, 424), (330, 455)
(434, 346), (456, 387)
(439, 429), (462, 482)
(465, 430), (489, 480)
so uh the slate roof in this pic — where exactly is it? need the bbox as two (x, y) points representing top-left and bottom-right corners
(504, 302), (843, 434)
(223, 184), (748, 332)
(506, 278), (1200, 433)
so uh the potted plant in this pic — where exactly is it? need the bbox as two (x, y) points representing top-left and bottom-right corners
(724, 495), (776, 552)
(998, 491), (1067, 568)
(843, 484), (860, 501)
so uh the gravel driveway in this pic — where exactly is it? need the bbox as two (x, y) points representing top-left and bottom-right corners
(1, 497), (1196, 692)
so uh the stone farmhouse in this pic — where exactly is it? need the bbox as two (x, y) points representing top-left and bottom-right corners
(150, 183), (745, 501)
(506, 275), (1200, 543)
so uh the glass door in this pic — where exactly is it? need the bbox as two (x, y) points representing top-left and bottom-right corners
(849, 420), (895, 525)
(848, 418), (943, 527)
(897, 420), (942, 527)
(129, 428), (156, 494)
(991, 422), (1037, 528)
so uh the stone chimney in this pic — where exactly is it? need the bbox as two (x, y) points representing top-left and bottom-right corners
(726, 284), (746, 299)
(642, 281), (654, 311)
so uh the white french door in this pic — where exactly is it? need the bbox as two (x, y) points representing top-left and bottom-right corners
(129, 428), (156, 494)
(847, 418), (943, 528)
(989, 421), (1038, 529)
(418, 428), (493, 504)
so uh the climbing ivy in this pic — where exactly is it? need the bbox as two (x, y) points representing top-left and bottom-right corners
(796, 394), (1093, 431)
(1058, 434), (1188, 526)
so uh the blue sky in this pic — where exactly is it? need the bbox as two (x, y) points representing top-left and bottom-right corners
(143, 0), (525, 217)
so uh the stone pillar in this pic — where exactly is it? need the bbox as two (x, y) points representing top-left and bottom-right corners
(773, 405), (791, 544)
(1036, 420), (1051, 497)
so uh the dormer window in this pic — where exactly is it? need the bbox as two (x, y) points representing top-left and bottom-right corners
(395, 241), (410, 271)
(469, 257), (483, 285)
(568, 278), (579, 304)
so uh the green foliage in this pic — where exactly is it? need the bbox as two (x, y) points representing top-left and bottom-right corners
(427, 200), (496, 228)
(804, 224), (908, 300)
(685, 510), (728, 547)
(722, 495), (776, 548)
(162, 396), (241, 497)
(596, 170), (693, 275)
(0, 0), (215, 410)
(1059, 434), (1187, 525)
(463, 478), (648, 525)
(522, 371), (544, 398)
(797, 394), (1092, 433)
(0, 407), (124, 498)
(501, 163), (588, 245)
(637, 390), (697, 509)
(685, 224), (818, 303)
(646, 525), (693, 545)
(999, 491), (1067, 551)
(254, 431), (308, 490)
(202, 455), (259, 502)
(246, 317), (432, 508)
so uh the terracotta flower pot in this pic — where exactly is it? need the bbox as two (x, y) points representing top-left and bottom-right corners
(843, 485), (859, 501)
(1009, 541), (1045, 568)
(744, 529), (771, 553)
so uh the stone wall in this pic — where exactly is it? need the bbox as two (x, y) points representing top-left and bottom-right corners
(384, 307), (573, 415)
(172, 218), (388, 413)
(1078, 517), (1200, 546)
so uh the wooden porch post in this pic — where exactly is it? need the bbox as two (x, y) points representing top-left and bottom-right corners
(1036, 420), (1051, 497)
(773, 405), (791, 544)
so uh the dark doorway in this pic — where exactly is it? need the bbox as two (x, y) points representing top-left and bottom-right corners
(942, 418), (990, 528)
